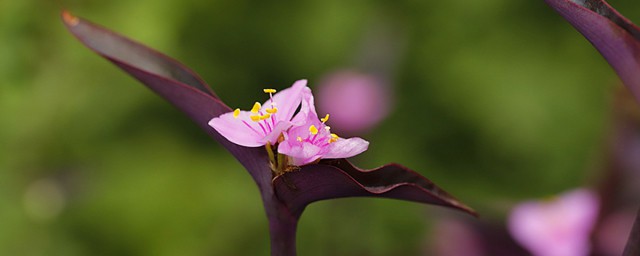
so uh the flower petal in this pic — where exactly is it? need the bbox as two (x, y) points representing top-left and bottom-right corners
(274, 159), (477, 216)
(290, 85), (317, 125)
(278, 140), (323, 165)
(266, 80), (308, 122)
(261, 121), (292, 145)
(208, 111), (266, 147)
(324, 137), (369, 159)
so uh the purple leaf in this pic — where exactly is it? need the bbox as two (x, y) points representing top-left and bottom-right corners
(545, 0), (640, 101)
(61, 11), (274, 188)
(275, 159), (477, 216)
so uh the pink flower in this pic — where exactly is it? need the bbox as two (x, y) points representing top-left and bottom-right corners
(209, 79), (369, 169)
(508, 189), (599, 256)
(278, 84), (369, 166)
(208, 80), (307, 147)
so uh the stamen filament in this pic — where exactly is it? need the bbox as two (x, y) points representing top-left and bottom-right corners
(241, 120), (263, 136)
(264, 118), (273, 132)
(267, 91), (277, 121)
(257, 122), (268, 135)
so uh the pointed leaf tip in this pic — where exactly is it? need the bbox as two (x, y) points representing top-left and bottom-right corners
(61, 10), (79, 26)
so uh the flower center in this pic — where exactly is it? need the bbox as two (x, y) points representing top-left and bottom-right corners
(299, 114), (340, 145)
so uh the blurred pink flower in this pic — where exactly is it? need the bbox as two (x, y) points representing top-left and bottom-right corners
(316, 71), (392, 134)
(508, 189), (599, 256)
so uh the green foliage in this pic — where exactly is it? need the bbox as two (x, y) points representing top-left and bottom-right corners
(1, 0), (633, 254)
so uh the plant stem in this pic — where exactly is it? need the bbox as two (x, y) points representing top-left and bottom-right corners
(267, 203), (299, 256)
(260, 181), (300, 256)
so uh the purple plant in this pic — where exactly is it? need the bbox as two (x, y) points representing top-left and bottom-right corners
(544, 0), (640, 254)
(62, 11), (476, 255)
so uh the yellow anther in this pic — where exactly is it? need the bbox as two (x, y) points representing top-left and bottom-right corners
(321, 114), (330, 123)
(297, 136), (303, 142)
(250, 115), (260, 122)
(328, 134), (339, 143)
(263, 89), (277, 93)
(251, 102), (261, 113)
(259, 113), (271, 120)
(309, 125), (318, 135)
(266, 107), (278, 114)
(233, 108), (240, 118)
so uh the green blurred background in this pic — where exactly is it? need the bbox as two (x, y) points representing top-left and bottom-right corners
(1, 0), (638, 255)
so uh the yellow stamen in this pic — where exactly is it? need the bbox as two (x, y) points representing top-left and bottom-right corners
(266, 107), (278, 114)
(328, 133), (339, 143)
(321, 114), (330, 123)
(263, 89), (277, 93)
(251, 102), (261, 113)
(259, 113), (271, 120)
(309, 125), (318, 135)
(250, 115), (260, 122)
(297, 136), (302, 142)
(233, 108), (240, 118)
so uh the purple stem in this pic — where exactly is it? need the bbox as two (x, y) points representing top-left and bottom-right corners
(265, 194), (300, 256)
(254, 170), (300, 256)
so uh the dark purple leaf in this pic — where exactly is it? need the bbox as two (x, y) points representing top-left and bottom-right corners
(275, 159), (477, 216)
(545, 0), (640, 101)
(624, 208), (640, 256)
(61, 11), (274, 188)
